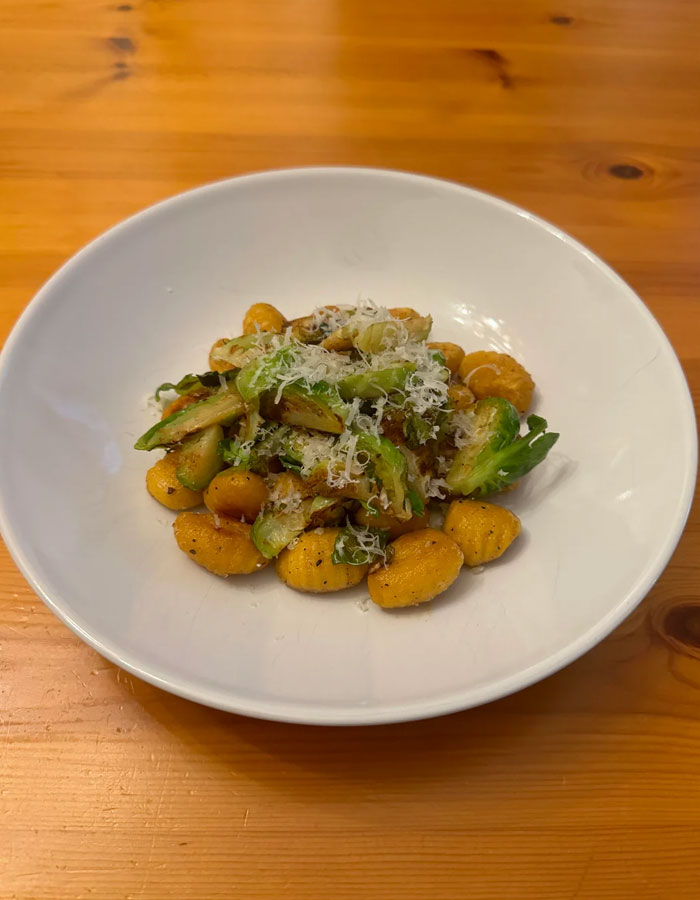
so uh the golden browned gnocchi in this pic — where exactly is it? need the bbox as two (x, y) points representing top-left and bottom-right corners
(388, 306), (419, 320)
(204, 469), (269, 522)
(275, 528), (368, 593)
(447, 382), (476, 412)
(242, 302), (286, 335)
(458, 350), (535, 415)
(209, 338), (236, 373)
(368, 529), (464, 608)
(173, 512), (268, 576)
(427, 341), (465, 376)
(443, 499), (521, 567)
(146, 453), (203, 510)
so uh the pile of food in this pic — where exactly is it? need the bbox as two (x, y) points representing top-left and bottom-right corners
(135, 300), (559, 608)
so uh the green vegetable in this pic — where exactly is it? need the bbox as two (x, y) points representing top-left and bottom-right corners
(446, 399), (559, 497)
(155, 370), (234, 402)
(332, 525), (390, 566)
(357, 498), (379, 517)
(209, 333), (273, 369)
(251, 496), (337, 559)
(260, 381), (348, 434)
(355, 432), (410, 517)
(337, 364), (415, 400)
(239, 397), (263, 442)
(235, 346), (295, 403)
(134, 385), (245, 451)
(217, 437), (256, 470)
(353, 315), (432, 353)
(217, 423), (288, 473)
(406, 489), (425, 516)
(176, 424), (224, 490)
(397, 446), (427, 512)
(403, 405), (450, 448)
(403, 412), (434, 447)
(288, 314), (331, 344)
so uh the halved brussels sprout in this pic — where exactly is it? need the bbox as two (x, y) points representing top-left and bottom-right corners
(337, 364), (415, 400)
(446, 398), (558, 497)
(260, 382), (348, 434)
(135, 385), (246, 451)
(251, 496), (338, 558)
(176, 424), (224, 490)
(353, 316), (432, 353)
(210, 333), (274, 370)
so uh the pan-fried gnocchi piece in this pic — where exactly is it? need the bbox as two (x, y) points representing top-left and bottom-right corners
(458, 350), (534, 415)
(204, 469), (269, 521)
(242, 302), (286, 335)
(209, 338), (235, 373)
(275, 528), (368, 593)
(389, 307), (419, 320)
(443, 499), (521, 567)
(173, 512), (268, 576)
(368, 529), (464, 608)
(427, 341), (465, 376)
(146, 453), (203, 510)
(447, 382), (476, 412)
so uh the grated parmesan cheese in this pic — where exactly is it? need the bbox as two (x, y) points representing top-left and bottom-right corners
(334, 522), (390, 565)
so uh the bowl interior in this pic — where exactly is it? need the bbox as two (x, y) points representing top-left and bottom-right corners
(0, 169), (695, 723)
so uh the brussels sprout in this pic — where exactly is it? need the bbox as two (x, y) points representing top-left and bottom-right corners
(154, 370), (234, 402)
(403, 406), (450, 448)
(287, 315), (327, 344)
(134, 385), (245, 451)
(217, 423), (289, 473)
(251, 496), (338, 558)
(337, 364), (415, 400)
(235, 346), (295, 403)
(403, 412), (435, 447)
(353, 315), (432, 353)
(399, 446), (427, 513)
(238, 397), (264, 442)
(176, 424), (224, 490)
(332, 524), (390, 566)
(261, 381), (348, 434)
(355, 432), (411, 518)
(217, 437), (257, 471)
(209, 333), (273, 369)
(446, 398), (559, 497)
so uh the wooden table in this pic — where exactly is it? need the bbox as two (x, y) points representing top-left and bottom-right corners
(2, 2), (699, 897)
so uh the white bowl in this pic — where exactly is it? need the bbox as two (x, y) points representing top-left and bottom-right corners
(0, 168), (695, 725)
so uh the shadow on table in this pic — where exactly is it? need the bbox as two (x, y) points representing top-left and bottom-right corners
(106, 540), (699, 797)
(111, 601), (655, 796)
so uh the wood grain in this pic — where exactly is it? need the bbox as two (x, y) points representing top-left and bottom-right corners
(1, 1), (699, 897)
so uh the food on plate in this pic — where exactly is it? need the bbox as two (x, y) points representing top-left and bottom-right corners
(145, 453), (204, 511)
(204, 469), (269, 521)
(173, 512), (268, 576)
(275, 527), (369, 593)
(242, 302), (286, 335)
(367, 529), (464, 608)
(135, 300), (559, 606)
(459, 350), (535, 415)
(443, 499), (521, 567)
(427, 341), (465, 376)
